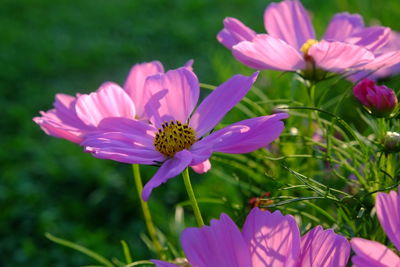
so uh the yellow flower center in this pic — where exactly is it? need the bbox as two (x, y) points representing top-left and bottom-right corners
(154, 120), (196, 157)
(300, 39), (319, 55)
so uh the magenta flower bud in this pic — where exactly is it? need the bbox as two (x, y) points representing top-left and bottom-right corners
(353, 78), (398, 117)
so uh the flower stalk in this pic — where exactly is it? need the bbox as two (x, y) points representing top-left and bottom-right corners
(182, 168), (204, 227)
(132, 164), (164, 258)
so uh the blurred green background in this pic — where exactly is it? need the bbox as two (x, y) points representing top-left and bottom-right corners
(1, 0), (399, 266)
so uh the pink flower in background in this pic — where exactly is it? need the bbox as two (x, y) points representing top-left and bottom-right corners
(33, 61), (214, 173)
(217, 0), (400, 79)
(351, 31), (400, 81)
(373, 31), (400, 78)
(351, 186), (400, 266)
(82, 69), (288, 201)
(33, 60), (167, 143)
(353, 78), (398, 117)
(152, 208), (350, 267)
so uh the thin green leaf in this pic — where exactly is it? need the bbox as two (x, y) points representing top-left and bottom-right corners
(45, 233), (114, 267)
(120, 240), (133, 264)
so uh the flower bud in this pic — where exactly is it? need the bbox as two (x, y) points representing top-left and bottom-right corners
(353, 79), (398, 117)
(382, 131), (400, 153)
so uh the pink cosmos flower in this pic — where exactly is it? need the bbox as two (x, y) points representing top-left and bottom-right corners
(33, 61), (213, 173)
(373, 31), (400, 78)
(82, 69), (288, 201)
(152, 208), (350, 267)
(217, 0), (400, 79)
(34, 61), (179, 143)
(352, 31), (400, 81)
(353, 78), (398, 117)
(351, 186), (400, 267)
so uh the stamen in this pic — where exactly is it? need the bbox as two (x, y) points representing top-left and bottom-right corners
(300, 39), (319, 55)
(154, 120), (196, 157)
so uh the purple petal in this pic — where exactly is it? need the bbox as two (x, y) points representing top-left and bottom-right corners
(376, 186), (400, 251)
(323, 12), (391, 52)
(144, 68), (200, 128)
(150, 260), (179, 267)
(190, 159), (211, 174)
(373, 31), (400, 78)
(360, 51), (400, 71)
(232, 34), (305, 71)
(298, 226), (350, 267)
(181, 213), (252, 267)
(188, 144), (214, 167)
(184, 59), (194, 71)
(264, 0), (315, 50)
(323, 12), (364, 41)
(123, 61), (164, 118)
(347, 27), (391, 52)
(142, 150), (192, 201)
(53, 94), (89, 129)
(217, 17), (257, 49)
(92, 117), (157, 146)
(308, 40), (374, 72)
(189, 72), (258, 137)
(82, 118), (164, 165)
(193, 113), (288, 154)
(242, 208), (301, 267)
(351, 238), (400, 267)
(75, 82), (136, 127)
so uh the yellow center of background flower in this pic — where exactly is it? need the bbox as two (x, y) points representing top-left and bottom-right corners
(300, 39), (319, 55)
(154, 120), (196, 157)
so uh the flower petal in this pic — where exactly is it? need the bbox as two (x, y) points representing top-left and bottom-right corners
(347, 27), (391, 52)
(298, 226), (350, 267)
(144, 68), (200, 128)
(323, 12), (364, 41)
(376, 186), (400, 251)
(123, 61), (164, 118)
(90, 117), (157, 146)
(184, 59), (194, 71)
(181, 213), (252, 267)
(76, 82), (136, 127)
(53, 94), (88, 128)
(232, 34), (305, 71)
(150, 260), (179, 267)
(323, 12), (391, 52)
(351, 238), (400, 267)
(217, 17), (257, 49)
(264, 0), (315, 50)
(308, 40), (374, 72)
(190, 159), (211, 174)
(194, 113), (288, 154)
(142, 150), (192, 201)
(82, 118), (164, 165)
(373, 31), (400, 78)
(33, 94), (91, 143)
(33, 110), (84, 144)
(360, 51), (400, 71)
(189, 72), (258, 137)
(242, 208), (301, 267)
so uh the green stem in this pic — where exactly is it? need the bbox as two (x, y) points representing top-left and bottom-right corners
(182, 168), (204, 226)
(306, 83), (316, 177)
(131, 164), (163, 258)
(386, 153), (394, 182)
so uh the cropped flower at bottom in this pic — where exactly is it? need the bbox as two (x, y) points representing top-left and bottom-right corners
(83, 69), (288, 201)
(152, 208), (350, 267)
(351, 186), (400, 266)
